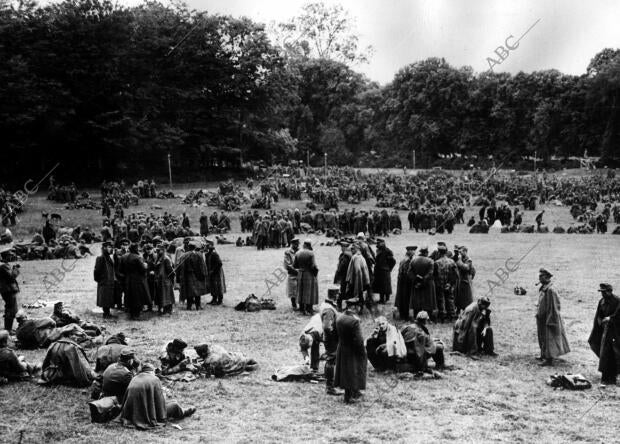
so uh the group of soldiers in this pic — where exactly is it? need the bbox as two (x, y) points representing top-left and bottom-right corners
(239, 208), (406, 250)
(130, 179), (157, 198)
(93, 235), (226, 319)
(47, 181), (79, 203)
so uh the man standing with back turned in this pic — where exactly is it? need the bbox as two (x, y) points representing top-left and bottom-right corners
(536, 268), (570, 366)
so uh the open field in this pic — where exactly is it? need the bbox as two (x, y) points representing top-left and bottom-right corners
(1, 185), (620, 444)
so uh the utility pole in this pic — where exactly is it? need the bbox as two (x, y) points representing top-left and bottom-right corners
(167, 153), (172, 188)
(412, 149), (416, 170)
(307, 150), (310, 168)
(534, 150), (537, 172)
(324, 152), (327, 183)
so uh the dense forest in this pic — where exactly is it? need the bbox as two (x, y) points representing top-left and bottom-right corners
(1, 0), (620, 184)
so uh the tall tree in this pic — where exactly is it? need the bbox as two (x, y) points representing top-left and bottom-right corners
(269, 2), (372, 66)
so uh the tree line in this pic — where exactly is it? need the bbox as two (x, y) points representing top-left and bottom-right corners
(1, 0), (619, 185)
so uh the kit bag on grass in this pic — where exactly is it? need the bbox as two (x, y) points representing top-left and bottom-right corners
(88, 396), (121, 423)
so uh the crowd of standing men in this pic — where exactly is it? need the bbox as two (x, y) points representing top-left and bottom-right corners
(94, 236), (226, 319)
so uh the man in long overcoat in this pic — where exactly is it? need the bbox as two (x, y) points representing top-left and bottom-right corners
(333, 241), (352, 311)
(394, 246), (416, 320)
(334, 309), (366, 403)
(536, 268), (570, 366)
(120, 244), (151, 320)
(455, 246), (475, 314)
(293, 240), (319, 315)
(433, 242), (459, 322)
(178, 242), (207, 311)
(453, 297), (495, 355)
(94, 241), (117, 319)
(284, 238), (300, 310)
(205, 241), (226, 305)
(346, 244), (370, 311)
(372, 239), (396, 304)
(588, 283), (620, 385)
(153, 243), (175, 315)
(408, 246), (437, 321)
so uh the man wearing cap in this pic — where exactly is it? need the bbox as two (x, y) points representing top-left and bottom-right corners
(536, 268), (570, 366)
(434, 242), (459, 322)
(372, 239), (396, 305)
(321, 288), (341, 395)
(346, 243), (371, 311)
(355, 233), (375, 283)
(178, 241), (207, 311)
(205, 241), (226, 305)
(455, 246), (475, 314)
(102, 349), (137, 401)
(588, 283), (620, 385)
(395, 246), (416, 320)
(284, 238), (300, 310)
(94, 241), (118, 319)
(293, 240), (319, 315)
(334, 307), (366, 403)
(453, 297), (496, 356)
(401, 311), (445, 372)
(333, 241), (352, 311)
(160, 339), (191, 375)
(153, 242), (175, 315)
(120, 244), (151, 320)
(0, 330), (40, 380)
(408, 246), (437, 321)
(0, 259), (20, 331)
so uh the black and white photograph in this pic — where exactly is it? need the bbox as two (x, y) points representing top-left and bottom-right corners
(1, 0), (620, 442)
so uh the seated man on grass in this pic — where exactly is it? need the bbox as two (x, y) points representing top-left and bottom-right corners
(0, 330), (40, 381)
(120, 363), (195, 430)
(401, 311), (445, 372)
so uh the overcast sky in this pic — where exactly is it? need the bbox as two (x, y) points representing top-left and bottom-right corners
(119, 0), (620, 84)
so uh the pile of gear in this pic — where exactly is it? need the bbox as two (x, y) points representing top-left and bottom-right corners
(156, 190), (176, 199)
(65, 196), (102, 210)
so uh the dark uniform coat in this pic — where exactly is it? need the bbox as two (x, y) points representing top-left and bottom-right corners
(294, 249), (319, 305)
(408, 255), (437, 317)
(372, 246), (396, 294)
(154, 254), (175, 307)
(120, 253), (151, 310)
(455, 257), (475, 311)
(94, 254), (116, 308)
(588, 294), (620, 381)
(178, 251), (208, 302)
(334, 310), (367, 391)
(205, 250), (226, 297)
(394, 257), (413, 320)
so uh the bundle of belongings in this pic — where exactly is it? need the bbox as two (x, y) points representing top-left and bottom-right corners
(546, 373), (592, 390)
(271, 364), (325, 382)
(158, 338), (258, 381)
(234, 294), (276, 312)
(15, 307), (103, 350)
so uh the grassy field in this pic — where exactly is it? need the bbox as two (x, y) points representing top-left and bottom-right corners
(1, 184), (619, 444)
